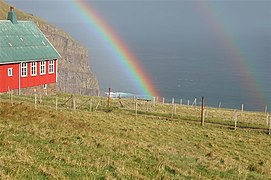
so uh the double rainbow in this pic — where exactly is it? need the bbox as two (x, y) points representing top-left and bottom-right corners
(198, 2), (269, 107)
(70, 0), (158, 97)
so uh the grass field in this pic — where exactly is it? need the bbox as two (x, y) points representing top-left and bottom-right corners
(0, 93), (270, 179)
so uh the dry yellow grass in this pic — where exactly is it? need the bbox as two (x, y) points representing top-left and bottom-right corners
(0, 93), (270, 179)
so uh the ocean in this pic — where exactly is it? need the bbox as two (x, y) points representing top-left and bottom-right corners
(55, 21), (270, 112)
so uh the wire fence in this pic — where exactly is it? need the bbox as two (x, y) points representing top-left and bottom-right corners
(0, 91), (270, 133)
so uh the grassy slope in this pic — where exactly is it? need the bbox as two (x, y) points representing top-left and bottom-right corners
(0, 0), (45, 23)
(0, 94), (270, 179)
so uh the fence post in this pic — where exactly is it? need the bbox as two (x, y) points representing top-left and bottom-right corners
(201, 96), (204, 126)
(72, 95), (76, 111)
(265, 106), (268, 114)
(100, 96), (103, 111)
(10, 90), (13, 106)
(234, 111), (238, 130)
(34, 93), (37, 109)
(146, 101), (149, 112)
(153, 96), (156, 107)
(89, 99), (93, 112)
(241, 104), (244, 113)
(267, 113), (270, 126)
(107, 88), (111, 112)
(171, 103), (174, 119)
(192, 98), (197, 106)
(172, 98), (175, 104)
(55, 96), (58, 111)
(188, 100), (190, 106)
(135, 102), (138, 119)
(8, 86), (10, 101)
(180, 99), (182, 105)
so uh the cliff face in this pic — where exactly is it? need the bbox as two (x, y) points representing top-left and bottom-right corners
(38, 23), (100, 95)
(0, 1), (100, 96)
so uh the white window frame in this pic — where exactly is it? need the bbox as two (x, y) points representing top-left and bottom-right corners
(40, 61), (46, 75)
(21, 62), (27, 77)
(8, 68), (13, 77)
(31, 62), (37, 76)
(48, 60), (54, 74)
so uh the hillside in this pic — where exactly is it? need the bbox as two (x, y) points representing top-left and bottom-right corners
(0, 93), (270, 179)
(0, 0), (100, 95)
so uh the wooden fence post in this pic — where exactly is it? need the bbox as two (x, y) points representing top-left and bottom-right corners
(10, 90), (13, 106)
(89, 99), (93, 112)
(146, 101), (149, 112)
(180, 99), (182, 105)
(201, 96), (204, 126)
(55, 96), (58, 111)
(172, 98), (175, 104)
(8, 86), (10, 102)
(234, 111), (238, 130)
(107, 88), (111, 112)
(153, 96), (156, 107)
(72, 95), (76, 111)
(135, 102), (138, 119)
(188, 100), (190, 106)
(34, 93), (37, 109)
(171, 103), (174, 119)
(267, 113), (270, 126)
(100, 96), (103, 111)
(192, 98), (197, 106)
(241, 104), (244, 113)
(265, 106), (268, 114)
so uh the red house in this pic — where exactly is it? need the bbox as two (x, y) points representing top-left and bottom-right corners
(0, 7), (61, 95)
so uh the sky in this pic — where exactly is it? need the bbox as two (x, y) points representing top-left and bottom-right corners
(4, 0), (271, 109)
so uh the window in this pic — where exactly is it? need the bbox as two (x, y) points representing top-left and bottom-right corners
(40, 61), (46, 75)
(31, 62), (37, 76)
(21, 62), (27, 77)
(8, 68), (12, 76)
(48, 60), (54, 74)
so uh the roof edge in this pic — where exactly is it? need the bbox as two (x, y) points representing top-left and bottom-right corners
(0, 58), (59, 65)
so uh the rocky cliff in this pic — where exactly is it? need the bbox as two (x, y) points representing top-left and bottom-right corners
(0, 1), (100, 95)
(38, 23), (100, 95)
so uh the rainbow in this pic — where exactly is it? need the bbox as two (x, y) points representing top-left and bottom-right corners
(70, 0), (158, 97)
(198, 2), (269, 108)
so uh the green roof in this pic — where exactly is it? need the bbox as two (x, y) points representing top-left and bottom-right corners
(0, 20), (61, 64)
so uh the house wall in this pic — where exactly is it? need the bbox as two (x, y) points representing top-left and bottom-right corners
(20, 60), (57, 88)
(0, 60), (57, 94)
(0, 63), (19, 92)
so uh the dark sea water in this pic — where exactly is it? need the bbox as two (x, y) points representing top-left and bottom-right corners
(55, 21), (270, 112)
(131, 40), (270, 112)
